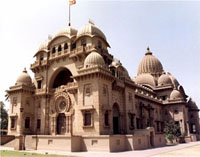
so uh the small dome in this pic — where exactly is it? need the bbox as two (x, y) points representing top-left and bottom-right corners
(84, 51), (105, 67)
(137, 47), (163, 76)
(188, 98), (198, 109)
(77, 21), (106, 41)
(168, 73), (180, 89)
(170, 89), (183, 100)
(38, 40), (49, 51)
(135, 73), (156, 88)
(158, 74), (172, 86)
(16, 68), (32, 86)
(55, 26), (77, 37)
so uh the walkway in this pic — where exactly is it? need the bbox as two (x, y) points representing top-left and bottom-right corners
(1, 141), (200, 157)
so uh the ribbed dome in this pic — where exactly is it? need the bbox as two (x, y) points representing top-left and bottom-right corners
(77, 21), (106, 41)
(168, 73), (180, 89)
(84, 51), (105, 67)
(135, 73), (156, 87)
(38, 40), (49, 51)
(137, 47), (163, 76)
(158, 74), (172, 86)
(16, 68), (32, 86)
(170, 89), (183, 100)
(55, 26), (77, 37)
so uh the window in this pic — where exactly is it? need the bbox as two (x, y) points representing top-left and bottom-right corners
(37, 119), (41, 129)
(103, 85), (107, 96)
(11, 118), (15, 129)
(64, 43), (68, 50)
(85, 85), (91, 96)
(40, 54), (44, 61)
(25, 117), (30, 129)
(191, 124), (196, 133)
(162, 96), (167, 100)
(174, 109), (179, 114)
(13, 97), (17, 106)
(156, 121), (160, 132)
(161, 122), (164, 132)
(26, 100), (30, 106)
(81, 39), (86, 47)
(104, 111), (109, 126)
(37, 80), (42, 89)
(147, 120), (150, 127)
(58, 45), (62, 52)
(52, 47), (56, 54)
(71, 43), (76, 50)
(84, 112), (91, 126)
(130, 114), (134, 128)
(136, 118), (140, 129)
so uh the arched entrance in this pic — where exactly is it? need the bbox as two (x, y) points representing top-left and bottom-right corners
(113, 103), (120, 134)
(51, 68), (73, 88)
(56, 113), (66, 135)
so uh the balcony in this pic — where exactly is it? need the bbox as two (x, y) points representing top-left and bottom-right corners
(54, 82), (78, 94)
(35, 88), (46, 95)
(49, 49), (70, 60)
(30, 60), (40, 69)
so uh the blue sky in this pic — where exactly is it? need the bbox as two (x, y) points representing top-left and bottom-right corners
(0, 0), (200, 110)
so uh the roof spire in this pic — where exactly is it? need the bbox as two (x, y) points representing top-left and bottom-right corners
(145, 46), (152, 55)
(23, 67), (27, 73)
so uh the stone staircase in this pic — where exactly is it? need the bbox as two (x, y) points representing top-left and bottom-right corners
(24, 135), (34, 150)
(3, 138), (16, 147)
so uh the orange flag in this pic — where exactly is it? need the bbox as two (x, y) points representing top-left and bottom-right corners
(69, 0), (76, 6)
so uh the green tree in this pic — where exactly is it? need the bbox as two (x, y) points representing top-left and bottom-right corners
(0, 101), (8, 133)
(164, 120), (181, 143)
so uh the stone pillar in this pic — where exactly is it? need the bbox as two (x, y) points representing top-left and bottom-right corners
(14, 135), (25, 150)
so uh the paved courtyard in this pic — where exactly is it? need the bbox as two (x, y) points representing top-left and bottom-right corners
(1, 141), (200, 157)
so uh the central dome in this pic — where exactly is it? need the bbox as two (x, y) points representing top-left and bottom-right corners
(55, 26), (78, 37)
(137, 47), (163, 76)
(77, 21), (106, 41)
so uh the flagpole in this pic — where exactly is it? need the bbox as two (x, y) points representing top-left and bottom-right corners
(68, 0), (71, 26)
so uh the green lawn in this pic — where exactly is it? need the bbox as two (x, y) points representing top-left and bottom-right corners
(0, 150), (75, 157)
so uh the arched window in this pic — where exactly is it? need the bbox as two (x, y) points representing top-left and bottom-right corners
(52, 47), (56, 54)
(40, 54), (43, 61)
(81, 39), (86, 47)
(64, 43), (68, 50)
(71, 42), (76, 50)
(84, 112), (92, 126)
(25, 117), (30, 129)
(58, 45), (62, 52)
(105, 111), (109, 126)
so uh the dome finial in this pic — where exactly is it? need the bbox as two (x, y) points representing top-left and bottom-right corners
(23, 67), (27, 73)
(88, 19), (95, 25)
(145, 46), (152, 55)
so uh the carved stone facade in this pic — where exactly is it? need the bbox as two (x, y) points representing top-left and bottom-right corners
(6, 21), (200, 151)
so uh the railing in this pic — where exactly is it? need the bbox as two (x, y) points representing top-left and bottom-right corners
(31, 45), (109, 69)
(31, 60), (40, 69)
(35, 88), (46, 95)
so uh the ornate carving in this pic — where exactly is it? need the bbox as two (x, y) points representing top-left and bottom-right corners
(54, 90), (71, 113)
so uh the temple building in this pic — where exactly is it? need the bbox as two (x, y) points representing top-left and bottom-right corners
(6, 20), (200, 152)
